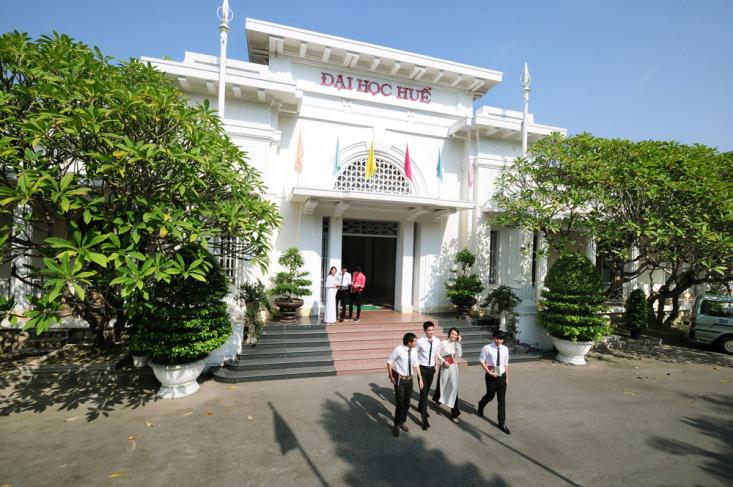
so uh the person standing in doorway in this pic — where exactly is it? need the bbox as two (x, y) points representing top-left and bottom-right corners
(323, 266), (338, 324)
(387, 332), (423, 437)
(416, 321), (441, 430)
(477, 330), (511, 434)
(349, 266), (366, 322)
(433, 327), (462, 421)
(335, 266), (351, 322)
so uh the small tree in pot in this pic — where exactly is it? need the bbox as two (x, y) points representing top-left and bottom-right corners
(236, 279), (273, 344)
(539, 254), (610, 365)
(270, 247), (312, 323)
(481, 285), (521, 339)
(134, 249), (233, 398)
(625, 288), (647, 339)
(446, 248), (484, 318)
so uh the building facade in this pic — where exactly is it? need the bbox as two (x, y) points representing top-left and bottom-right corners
(141, 19), (567, 346)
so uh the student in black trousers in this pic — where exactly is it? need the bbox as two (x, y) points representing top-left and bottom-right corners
(386, 332), (423, 437)
(477, 330), (511, 434)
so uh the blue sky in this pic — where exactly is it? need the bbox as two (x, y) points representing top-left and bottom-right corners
(3, 0), (732, 151)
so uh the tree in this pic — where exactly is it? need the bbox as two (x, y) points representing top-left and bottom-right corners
(494, 132), (732, 327)
(0, 32), (281, 344)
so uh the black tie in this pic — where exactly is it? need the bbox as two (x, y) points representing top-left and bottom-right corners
(407, 348), (412, 376)
(496, 346), (501, 375)
(428, 340), (433, 367)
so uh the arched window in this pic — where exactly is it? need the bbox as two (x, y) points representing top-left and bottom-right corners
(334, 157), (412, 196)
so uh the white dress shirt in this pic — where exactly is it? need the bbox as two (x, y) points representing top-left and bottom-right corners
(438, 339), (462, 365)
(479, 342), (509, 376)
(336, 271), (352, 290)
(387, 345), (418, 377)
(416, 335), (441, 367)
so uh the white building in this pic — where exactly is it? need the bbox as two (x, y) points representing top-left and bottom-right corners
(143, 19), (570, 347)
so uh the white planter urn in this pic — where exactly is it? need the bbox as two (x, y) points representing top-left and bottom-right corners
(132, 354), (149, 368)
(551, 337), (594, 365)
(150, 359), (206, 399)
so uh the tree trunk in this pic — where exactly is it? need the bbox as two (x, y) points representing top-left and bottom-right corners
(664, 293), (681, 328)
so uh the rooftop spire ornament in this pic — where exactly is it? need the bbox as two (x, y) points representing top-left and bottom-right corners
(521, 62), (531, 157)
(217, 0), (233, 119)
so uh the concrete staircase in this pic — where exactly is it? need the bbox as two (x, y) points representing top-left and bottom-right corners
(212, 314), (541, 383)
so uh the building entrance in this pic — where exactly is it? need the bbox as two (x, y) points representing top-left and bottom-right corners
(341, 219), (397, 309)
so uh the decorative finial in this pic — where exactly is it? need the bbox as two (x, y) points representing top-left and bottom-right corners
(521, 62), (531, 93)
(217, 0), (234, 29)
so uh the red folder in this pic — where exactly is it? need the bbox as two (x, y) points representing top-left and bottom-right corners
(443, 355), (455, 366)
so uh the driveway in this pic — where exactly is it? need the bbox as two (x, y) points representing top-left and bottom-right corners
(1, 350), (732, 486)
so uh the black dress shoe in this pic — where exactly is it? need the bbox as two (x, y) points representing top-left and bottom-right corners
(422, 421), (430, 430)
(392, 425), (400, 437)
(477, 407), (485, 418)
(499, 423), (511, 435)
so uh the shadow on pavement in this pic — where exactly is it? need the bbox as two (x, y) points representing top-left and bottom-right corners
(0, 367), (158, 422)
(592, 333), (733, 367)
(269, 402), (330, 487)
(647, 393), (733, 483)
(313, 381), (583, 486)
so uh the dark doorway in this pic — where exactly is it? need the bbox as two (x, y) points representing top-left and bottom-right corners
(342, 235), (396, 308)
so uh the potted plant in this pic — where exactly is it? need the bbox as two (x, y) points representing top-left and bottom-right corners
(481, 285), (521, 339)
(446, 248), (484, 318)
(270, 247), (312, 323)
(127, 324), (149, 368)
(625, 288), (647, 339)
(539, 254), (610, 365)
(135, 249), (233, 398)
(236, 279), (273, 344)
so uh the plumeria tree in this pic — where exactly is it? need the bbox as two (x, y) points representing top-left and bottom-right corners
(0, 32), (280, 344)
(494, 132), (733, 327)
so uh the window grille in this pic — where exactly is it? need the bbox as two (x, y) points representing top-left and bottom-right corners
(343, 219), (398, 237)
(212, 235), (238, 282)
(334, 157), (412, 196)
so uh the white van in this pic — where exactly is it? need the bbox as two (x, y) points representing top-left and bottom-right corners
(689, 295), (733, 354)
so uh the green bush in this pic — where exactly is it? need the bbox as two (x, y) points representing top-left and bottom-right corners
(236, 279), (273, 341)
(131, 249), (232, 365)
(625, 288), (648, 330)
(270, 247), (312, 299)
(539, 254), (610, 342)
(446, 248), (484, 299)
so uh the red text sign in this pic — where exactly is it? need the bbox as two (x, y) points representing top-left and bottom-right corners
(320, 72), (432, 104)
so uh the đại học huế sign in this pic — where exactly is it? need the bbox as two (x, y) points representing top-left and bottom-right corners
(320, 71), (432, 104)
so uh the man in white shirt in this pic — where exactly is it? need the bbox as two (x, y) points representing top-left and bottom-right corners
(386, 332), (423, 437)
(416, 321), (441, 430)
(477, 330), (511, 434)
(335, 266), (351, 322)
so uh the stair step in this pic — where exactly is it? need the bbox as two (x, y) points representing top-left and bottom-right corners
(238, 346), (333, 360)
(224, 355), (334, 371)
(212, 365), (337, 383)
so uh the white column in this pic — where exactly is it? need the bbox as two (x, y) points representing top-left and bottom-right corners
(394, 221), (414, 313)
(535, 232), (548, 301)
(585, 236), (596, 262)
(10, 204), (32, 313)
(328, 216), (343, 271)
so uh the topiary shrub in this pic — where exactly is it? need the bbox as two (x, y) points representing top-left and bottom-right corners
(481, 285), (521, 339)
(446, 248), (484, 317)
(625, 288), (648, 337)
(539, 254), (610, 342)
(270, 247), (312, 300)
(446, 248), (484, 299)
(132, 248), (233, 365)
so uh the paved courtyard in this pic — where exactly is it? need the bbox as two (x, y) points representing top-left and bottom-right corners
(1, 347), (732, 487)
